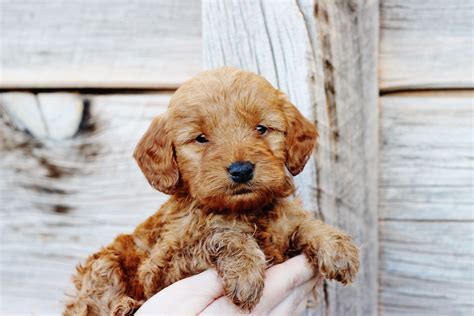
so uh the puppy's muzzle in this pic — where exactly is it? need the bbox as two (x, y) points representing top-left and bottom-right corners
(228, 161), (254, 183)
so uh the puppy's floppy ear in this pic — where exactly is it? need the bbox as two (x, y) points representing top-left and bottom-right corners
(281, 97), (318, 176)
(133, 115), (179, 194)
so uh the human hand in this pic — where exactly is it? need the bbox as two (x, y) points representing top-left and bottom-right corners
(135, 254), (322, 316)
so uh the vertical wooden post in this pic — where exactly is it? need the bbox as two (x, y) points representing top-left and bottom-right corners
(203, 0), (379, 315)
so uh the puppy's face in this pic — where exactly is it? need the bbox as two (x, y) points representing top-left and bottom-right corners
(134, 67), (317, 212)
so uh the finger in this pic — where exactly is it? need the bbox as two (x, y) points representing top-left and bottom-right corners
(200, 279), (319, 316)
(294, 293), (311, 316)
(199, 296), (242, 316)
(135, 269), (224, 316)
(268, 278), (317, 316)
(252, 255), (314, 314)
(307, 275), (324, 309)
(201, 256), (314, 316)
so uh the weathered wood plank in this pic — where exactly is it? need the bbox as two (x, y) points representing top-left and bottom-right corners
(379, 0), (474, 91)
(379, 221), (474, 315)
(0, 94), (171, 313)
(0, 0), (201, 88)
(379, 91), (474, 315)
(380, 92), (474, 221)
(203, 1), (379, 315)
(306, 2), (379, 315)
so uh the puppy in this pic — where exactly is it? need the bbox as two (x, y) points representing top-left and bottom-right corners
(64, 67), (359, 315)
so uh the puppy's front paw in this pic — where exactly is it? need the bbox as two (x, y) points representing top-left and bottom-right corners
(138, 259), (164, 298)
(307, 234), (359, 285)
(222, 267), (265, 312)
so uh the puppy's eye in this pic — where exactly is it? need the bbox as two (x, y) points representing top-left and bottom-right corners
(195, 134), (209, 143)
(256, 125), (268, 135)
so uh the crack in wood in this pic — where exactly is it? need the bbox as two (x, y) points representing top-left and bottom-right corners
(323, 280), (330, 315)
(258, 0), (281, 88)
(314, 2), (340, 156)
(77, 98), (97, 135)
(35, 96), (50, 138)
(22, 184), (69, 195)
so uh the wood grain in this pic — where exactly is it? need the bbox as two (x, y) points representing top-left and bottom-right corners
(379, 91), (474, 315)
(203, 1), (379, 315)
(0, 0), (201, 89)
(2, 0), (472, 91)
(306, 1), (379, 315)
(379, 0), (474, 91)
(380, 221), (474, 315)
(0, 94), (171, 313)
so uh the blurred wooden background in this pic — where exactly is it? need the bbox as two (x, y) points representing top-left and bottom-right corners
(0, 0), (473, 315)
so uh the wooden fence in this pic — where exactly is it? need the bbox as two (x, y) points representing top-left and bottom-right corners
(0, 0), (472, 315)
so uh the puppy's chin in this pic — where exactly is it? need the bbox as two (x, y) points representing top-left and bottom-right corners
(198, 190), (273, 213)
(196, 178), (295, 213)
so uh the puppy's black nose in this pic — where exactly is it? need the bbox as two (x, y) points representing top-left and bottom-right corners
(228, 161), (254, 183)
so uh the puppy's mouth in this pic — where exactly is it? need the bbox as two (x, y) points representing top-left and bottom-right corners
(231, 187), (253, 196)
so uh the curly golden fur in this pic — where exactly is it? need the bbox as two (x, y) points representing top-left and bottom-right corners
(64, 67), (359, 315)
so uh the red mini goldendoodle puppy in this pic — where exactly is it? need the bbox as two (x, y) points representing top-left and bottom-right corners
(65, 67), (359, 315)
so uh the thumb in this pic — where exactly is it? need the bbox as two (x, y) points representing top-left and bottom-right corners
(135, 269), (224, 315)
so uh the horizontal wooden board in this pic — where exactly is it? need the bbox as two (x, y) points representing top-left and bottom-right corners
(379, 91), (474, 315)
(379, 0), (474, 91)
(380, 92), (474, 221)
(379, 221), (474, 315)
(0, 94), (171, 313)
(0, 0), (201, 89)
